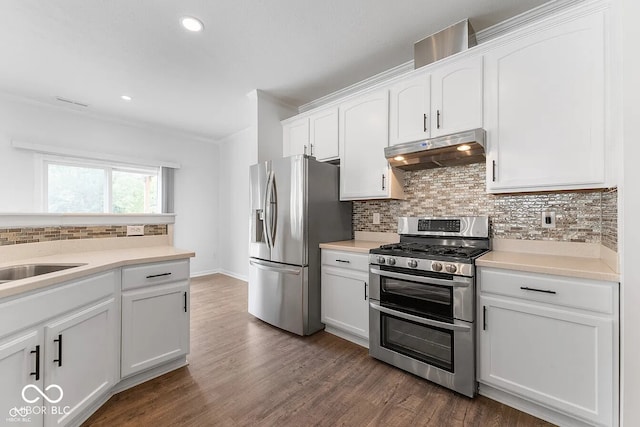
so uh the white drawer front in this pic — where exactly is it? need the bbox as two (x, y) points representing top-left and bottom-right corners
(0, 271), (117, 338)
(479, 267), (616, 314)
(321, 250), (369, 272)
(122, 260), (190, 291)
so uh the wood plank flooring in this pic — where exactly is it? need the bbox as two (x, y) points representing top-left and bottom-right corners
(84, 274), (553, 427)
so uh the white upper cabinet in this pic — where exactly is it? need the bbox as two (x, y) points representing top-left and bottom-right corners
(485, 11), (607, 193)
(431, 55), (483, 137)
(283, 117), (309, 157)
(283, 108), (339, 161)
(339, 89), (403, 200)
(309, 107), (339, 161)
(389, 73), (431, 145)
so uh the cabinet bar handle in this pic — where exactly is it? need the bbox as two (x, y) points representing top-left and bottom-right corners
(423, 113), (427, 132)
(437, 110), (441, 129)
(30, 345), (40, 381)
(146, 272), (172, 279)
(53, 334), (62, 367)
(310, 144), (314, 156)
(483, 306), (487, 331)
(303, 145), (307, 155)
(364, 282), (368, 300)
(520, 286), (557, 295)
(381, 174), (386, 191)
(492, 160), (496, 182)
(335, 259), (350, 264)
(184, 291), (188, 312)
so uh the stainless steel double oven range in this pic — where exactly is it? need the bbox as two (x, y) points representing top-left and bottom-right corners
(368, 216), (490, 397)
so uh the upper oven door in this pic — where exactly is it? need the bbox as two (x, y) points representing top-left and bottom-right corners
(369, 265), (474, 322)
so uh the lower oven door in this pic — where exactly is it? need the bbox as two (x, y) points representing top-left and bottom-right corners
(369, 301), (476, 397)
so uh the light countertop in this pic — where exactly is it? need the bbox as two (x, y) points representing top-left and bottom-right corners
(319, 240), (385, 254)
(477, 251), (619, 282)
(0, 246), (195, 300)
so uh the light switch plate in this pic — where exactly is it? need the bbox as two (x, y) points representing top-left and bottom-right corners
(373, 213), (381, 225)
(127, 225), (145, 236)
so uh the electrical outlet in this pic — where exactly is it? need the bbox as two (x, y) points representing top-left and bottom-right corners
(373, 213), (381, 225)
(541, 211), (556, 229)
(127, 225), (145, 236)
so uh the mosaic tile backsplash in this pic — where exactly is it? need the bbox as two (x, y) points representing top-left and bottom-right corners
(353, 163), (618, 251)
(0, 224), (167, 246)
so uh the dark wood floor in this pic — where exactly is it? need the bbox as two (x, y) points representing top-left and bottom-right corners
(84, 274), (553, 427)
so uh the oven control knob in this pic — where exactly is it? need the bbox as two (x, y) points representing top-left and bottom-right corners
(432, 262), (443, 272)
(377, 256), (386, 264)
(407, 260), (418, 268)
(445, 264), (457, 274)
(387, 257), (396, 266)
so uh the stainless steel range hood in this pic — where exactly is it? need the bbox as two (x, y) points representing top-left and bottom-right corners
(385, 129), (486, 170)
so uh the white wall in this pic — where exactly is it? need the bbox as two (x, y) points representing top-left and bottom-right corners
(217, 127), (256, 280)
(620, 0), (640, 425)
(0, 94), (219, 276)
(247, 89), (296, 163)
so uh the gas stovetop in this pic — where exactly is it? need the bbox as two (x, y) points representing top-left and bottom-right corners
(371, 242), (488, 260)
(369, 216), (491, 276)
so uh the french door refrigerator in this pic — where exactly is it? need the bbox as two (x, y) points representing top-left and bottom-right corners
(249, 155), (352, 335)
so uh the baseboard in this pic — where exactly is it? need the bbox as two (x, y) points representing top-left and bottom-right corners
(218, 269), (248, 282)
(478, 383), (595, 427)
(190, 268), (220, 278)
(325, 326), (369, 349)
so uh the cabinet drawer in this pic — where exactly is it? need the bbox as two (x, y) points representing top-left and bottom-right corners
(321, 250), (369, 272)
(122, 260), (190, 290)
(479, 267), (616, 314)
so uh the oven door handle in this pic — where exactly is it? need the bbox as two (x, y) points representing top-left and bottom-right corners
(369, 268), (471, 288)
(369, 301), (471, 332)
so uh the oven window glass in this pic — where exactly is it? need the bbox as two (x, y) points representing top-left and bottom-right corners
(381, 313), (454, 372)
(381, 277), (453, 320)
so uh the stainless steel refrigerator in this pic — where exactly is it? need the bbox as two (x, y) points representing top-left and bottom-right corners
(249, 155), (352, 335)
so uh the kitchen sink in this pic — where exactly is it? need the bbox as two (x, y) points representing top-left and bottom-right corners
(0, 263), (86, 283)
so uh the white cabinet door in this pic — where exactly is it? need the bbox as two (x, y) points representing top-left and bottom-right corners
(309, 107), (339, 161)
(340, 89), (402, 200)
(321, 266), (369, 341)
(485, 12), (606, 192)
(121, 282), (190, 378)
(283, 118), (310, 157)
(431, 55), (483, 137)
(479, 295), (614, 426)
(389, 73), (431, 145)
(44, 298), (118, 427)
(0, 330), (44, 427)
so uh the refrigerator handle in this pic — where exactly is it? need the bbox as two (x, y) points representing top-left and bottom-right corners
(250, 259), (302, 275)
(270, 173), (278, 246)
(263, 171), (273, 248)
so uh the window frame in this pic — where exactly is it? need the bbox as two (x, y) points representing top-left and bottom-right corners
(41, 154), (163, 214)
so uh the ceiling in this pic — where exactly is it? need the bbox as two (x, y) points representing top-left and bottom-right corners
(0, 0), (551, 142)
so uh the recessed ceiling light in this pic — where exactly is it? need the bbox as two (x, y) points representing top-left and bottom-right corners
(181, 16), (204, 32)
(121, 95), (132, 101)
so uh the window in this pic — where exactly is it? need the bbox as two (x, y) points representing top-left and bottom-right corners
(43, 156), (162, 214)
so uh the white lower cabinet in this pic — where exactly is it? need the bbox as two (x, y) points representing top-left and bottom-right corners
(0, 330), (44, 426)
(121, 283), (190, 377)
(44, 298), (118, 427)
(121, 266), (190, 378)
(478, 267), (618, 427)
(0, 258), (191, 427)
(321, 250), (369, 347)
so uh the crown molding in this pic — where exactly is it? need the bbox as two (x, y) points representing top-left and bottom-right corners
(475, 0), (596, 43)
(296, 0), (606, 115)
(298, 61), (414, 113)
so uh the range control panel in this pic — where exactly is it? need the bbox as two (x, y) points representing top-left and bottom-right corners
(417, 219), (461, 233)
